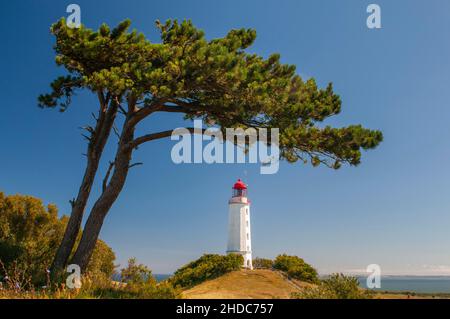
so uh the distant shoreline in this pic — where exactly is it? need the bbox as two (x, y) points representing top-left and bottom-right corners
(355, 276), (450, 294)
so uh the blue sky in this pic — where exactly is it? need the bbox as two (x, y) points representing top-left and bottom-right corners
(1, 0), (450, 275)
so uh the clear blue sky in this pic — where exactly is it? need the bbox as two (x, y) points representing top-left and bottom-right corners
(1, 0), (450, 275)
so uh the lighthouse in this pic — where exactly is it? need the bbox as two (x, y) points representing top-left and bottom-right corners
(227, 179), (253, 269)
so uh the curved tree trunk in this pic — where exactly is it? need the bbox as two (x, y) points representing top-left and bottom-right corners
(51, 96), (117, 275)
(71, 123), (135, 272)
(51, 152), (99, 274)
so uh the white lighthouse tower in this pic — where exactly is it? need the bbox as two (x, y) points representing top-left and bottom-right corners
(227, 179), (253, 269)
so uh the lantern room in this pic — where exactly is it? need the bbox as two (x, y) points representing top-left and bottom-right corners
(232, 179), (247, 198)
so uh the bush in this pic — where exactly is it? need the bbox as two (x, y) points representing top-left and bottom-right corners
(120, 257), (155, 285)
(46, 258), (179, 299)
(87, 240), (116, 279)
(253, 257), (273, 269)
(273, 254), (318, 283)
(0, 191), (115, 285)
(170, 254), (243, 289)
(98, 257), (179, 299)
(292, 273), (373, 299)
(0, 257), (179, 299)
(77, 278), (179, 299)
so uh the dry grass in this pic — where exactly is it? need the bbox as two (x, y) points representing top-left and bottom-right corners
(182, 269), (304, 299)
(182, 269), (447, 300)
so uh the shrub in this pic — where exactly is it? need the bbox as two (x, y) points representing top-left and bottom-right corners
(105, 257), (179, 299)
(87, 240), (116, 279)
(253, 257), (273, 269)
(77, 279), (179, 299)
(273, 254), (318, 283)
(52, 258), (179, 299)
(287, 265), (318, 283)
(292, 273), (373, 299)
(120, 257), (155, 286)
(0, 191), (115, 285)
(170, 254), (243, 288)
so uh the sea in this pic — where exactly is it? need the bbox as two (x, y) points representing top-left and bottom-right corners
(357, 276), (450, 294)
(154, 274), (171, 282)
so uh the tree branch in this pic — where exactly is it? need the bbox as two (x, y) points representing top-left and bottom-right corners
(128, 162), (143, 169)
(155, 105), (188, 113)
(112, 123), (121, 140)
(102, 161), (115, 193)
(117, 105), (127, 116)
(129, 127), (208, 148)
(130, 130), (174, 147)
(81, 133), (92, 142)
(79, 125), (95, 134)
(128, 98), (168, 126)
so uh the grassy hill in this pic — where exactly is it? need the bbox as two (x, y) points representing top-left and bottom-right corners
(182, 269), (313, 299)
(181, 269), (444, 299)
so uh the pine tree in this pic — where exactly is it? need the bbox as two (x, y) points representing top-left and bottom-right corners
(39, 19), (383, 273)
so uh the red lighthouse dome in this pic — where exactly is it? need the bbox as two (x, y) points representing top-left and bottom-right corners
(232, 179), (248, 198)
(233, 179), (247, 190)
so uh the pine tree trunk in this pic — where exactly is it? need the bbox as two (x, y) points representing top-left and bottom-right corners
(51, 97), (117, 275)
(71, 124), (135, 272)
(50, 153), (99, 274)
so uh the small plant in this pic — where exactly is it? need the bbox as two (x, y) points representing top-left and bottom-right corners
(0, 260), (34, 292)
(253, 257), (273, 269)
(292, 273), (374, 299)
(120, 258), (155, 286)
(170, 254), (243, 289)
(273, 254), (318, 283)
